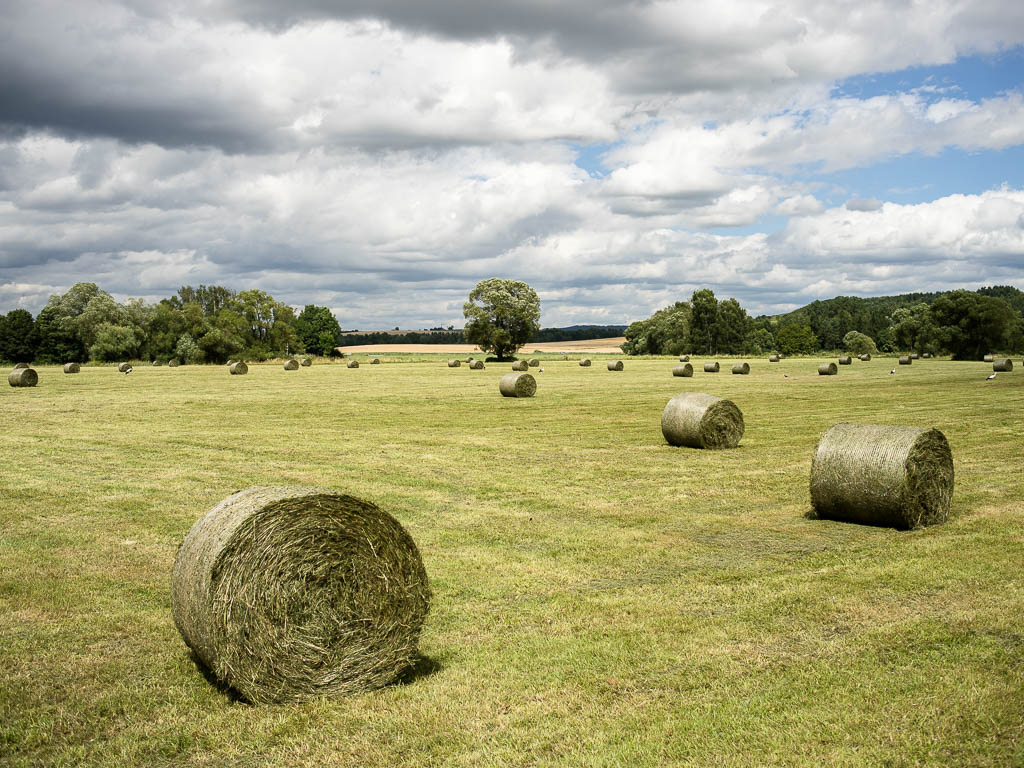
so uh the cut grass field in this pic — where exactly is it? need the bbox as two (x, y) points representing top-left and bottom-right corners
(2, 356), (1022, 767)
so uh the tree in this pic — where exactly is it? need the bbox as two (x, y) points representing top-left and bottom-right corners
(842, 331), (878, 357)
(777, 324), (818, 355)
(928, 290), (1017, 360)
(463, 278), (541, 359)
(34, 282), (105, 362)
(621, 302), (690, 355)
(715, 298), (752, 354)
(0, 309), (39, 362)
(89, 323), (141, 362)
(295, 305), (342, 356)
(175, 333), (204, 364)
(689, 289), (719, 354)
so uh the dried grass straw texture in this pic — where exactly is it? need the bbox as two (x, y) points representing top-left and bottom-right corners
(769, 355), (780, 362)
(13, 362), (29, 369)
(661, 392), (744, 449)
(607, 360), (624, 371)
(8, 368), (37, 387)
(679, 355), (690, 362)
(283, 359), (299, 370)
(346, 360), (360, 368)
(672, 363), (693, 377)
(818, 362), (838, 375)
(301, 357), (312, 367)
(447, 359), (461, 368)
(983, 354), (994, 362)
(859, 354), (871, 361)
(528, 358), (540, 367)
(153, 360), (164, 366)
(171, 486), (431, 704)
(703, 362), (720, 373)
(579, 358), (591, 367)
(911, 352), (920, 359)
(731, 362), (750, 375)
(993, 359), (1013, 372)
(229, 362), (248, 375)
(838, 356), (852, 365)
(118, 362), (132, 373)
(168, 358), (181, 367)
(499, 372), (536, 397)
(63, 363), (80, 374)
(371, 358), (381, 365)
(511, 360), (529, 371)
(810, 424), (953, 528)
(899, 355), (912, 365)
(470, 360), (485, 369)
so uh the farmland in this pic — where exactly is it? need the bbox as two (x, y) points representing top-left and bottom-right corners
(1, 355), (1022, 767)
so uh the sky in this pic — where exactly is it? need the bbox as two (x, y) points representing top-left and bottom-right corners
(1, 0), (1023, 329)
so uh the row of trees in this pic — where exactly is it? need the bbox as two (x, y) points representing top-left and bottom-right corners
(622, 287), (1024, 359)
(0, 283), (344, 364)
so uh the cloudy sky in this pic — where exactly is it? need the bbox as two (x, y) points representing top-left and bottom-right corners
(1, 0), (1023, 328)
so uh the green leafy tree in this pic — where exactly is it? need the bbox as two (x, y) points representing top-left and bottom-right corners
(842, 331), (878, 357)
(295, 305), (342, 356)
(175, 333), (204, 364)
(928, 290), (1017, 360)
(689, 289), (719, 354)
(463, 278), (541, 359)
(0, 309), (39, 362)
(89, 323), (142, 362)
(715, 298), (752, 354)
(621, 302), (690, 355)
(749, 327), (775, 355)
(777, 324), (818, 355)
(891, 303), (941, 353)
(34, 282), (104, 362)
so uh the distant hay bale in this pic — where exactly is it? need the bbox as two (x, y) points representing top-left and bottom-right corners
(818, 362), (838, 375)
(607, 360), (623, 371)
(63, 363), (80, 374)
(661, 392), (744, 449)
(673, 363), (693, 377)
(469, 360), (485, 369)
(8, 368), (37, 387)
(118, 362), (132, 373)
(810, 423), (953, 528)
(993, 358), (1013, 372)
(859, 354), (871, 361)
(731, 362), (750, 375)
(283, 359), (299, 370)
(153, 360), (163, 366)
(371, 358), (380, 365)
(528, 358), (540, 367)
(447, 359), (461, 368)
(499, 372), (536, 398)
(511, 360), (529, 371)
(464, 357), (474, 364)
(838, 356), (852, 365)
(13, 362), (29, 369)
(171, 486), (431, 704)
(769, 355), (780, 363)
(168, 358), (181, 367)
(347, 360), (360, 369)
(301, 357), (312, 367)
(229, 362), (248, 375)
(922, 353), (932, 359)
(910, 352), (919, 359)
(579, 358), (591, 367)
(679, 355), (690, 362)
(899, 355), (912, 365)
(983, 354), (994, 362)
(703, 362), (720, 373)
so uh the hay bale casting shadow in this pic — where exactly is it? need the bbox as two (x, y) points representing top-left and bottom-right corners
(731, 362), (750, 375)
(171, 486), (431, 704)
(810, 424), (953, 528)
(499, 372), (536, 398)
(579, 358), (591, 367)
(673, 363), (693, 377)
(9, 368), (38, 387)
(838, 356), (852, 365)
(469, 360), (485, 369)
(661, 392), (744, 449)
(283, 359), (299, 370)
(63, 363), (80, 374)
(818, 362), (837, 375)
(703, 362), (720, 373)
(993, 359), (1013, 372)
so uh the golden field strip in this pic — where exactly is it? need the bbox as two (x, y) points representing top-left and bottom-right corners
(1, 355), (1022, 767)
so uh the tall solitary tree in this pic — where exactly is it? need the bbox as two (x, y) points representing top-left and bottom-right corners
(463, 278), (541, 360)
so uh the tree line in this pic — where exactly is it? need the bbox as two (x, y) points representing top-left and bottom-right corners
(622, 286), (1024, 359)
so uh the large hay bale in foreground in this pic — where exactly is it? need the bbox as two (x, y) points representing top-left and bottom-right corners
(469, 360), (485, 369)
(301, 357), (312, 367)
(679, 355), (690, 362)
(346, 360), (360, 369)
(731, 362), (750, 375)
(528, 358), (540, 367)
(810, 424), (953, 528)
(63, 363), (80, 374)
(673, 363), (693, 377)
(838, 356), (852, 365)
(118, 362), (132, 373)
(899, 355), (912, 365)
(499, 372), (536, 398)
(283, 359), (299, 370)
(993, 358), (1013, 372)
(8, 368), (37, 387)
(818, 362), (838, 375)
(661, 392), (744, 449)
(983, 354), (994, 363)
(607, 360), (623, 371)
(769, 355), (780, 363)
(13, 362), (29, 369)
(511, 360), (529, 371)
(229, 362), (248, 375)
(447, 359), (461, 368)
(579, 358), (591, 367)
(171, 486), (430, 704)
(703, 362), (719, 373)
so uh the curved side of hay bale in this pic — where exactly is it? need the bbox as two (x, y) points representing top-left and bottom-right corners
(858, 354), (871, 361)
(672, 363), (693, 377)
(447, 359), (461, 368)
(13, 362), (30, 369)
(464, 357), (474, 364)
(810, 424), (953, 528)
(922, 353), (932, 359)
(898, 355), (912, 365)
(346, 360), (360, 368)
(731, 362), (750, 375)
(283, 359), (299, 370)
(152, 360), (164, 366)
(528, 358), (540, 367)
(769, 355), (780, 363)
(8, 368), (38, 387)
(371, 358), (380, 365)
(171, 486), (430, 703)
(168, 358), (181, 367)
(818, 362), (838, 375)
(499, 372), (536, 398)
(983, 354), (994, 362)
(679, 355), (690, 362)
(470, 360), (485, 369)
(511, 360), (528, 371)
(910, 352), (920, 359)
(607, 360), (623, 371)
(993, 358), (1013, 372)
(63, 363), (80, 374)
(838, 356), (852, 365)
(579, 358), (591, 367)
(301, 358), (312, 367)
(661, 392), (744, 449)
(118, 362), (132, 373)
(229, 362), (248, 375)
(703, 362), (720, 373)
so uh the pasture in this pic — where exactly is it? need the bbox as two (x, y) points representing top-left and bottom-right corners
(1, 356), (1022, 767)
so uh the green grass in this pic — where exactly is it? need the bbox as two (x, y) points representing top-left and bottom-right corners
(2, 356), (1022, 767)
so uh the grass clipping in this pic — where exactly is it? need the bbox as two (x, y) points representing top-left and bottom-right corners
(499, 372), (536, 397)
(661, 392), (744, 449)
(171, 486), (431, 704)
(810, 424), (954, 528)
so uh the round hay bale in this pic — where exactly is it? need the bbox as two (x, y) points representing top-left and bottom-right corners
(499, 372), (536, 398)
(838, 356), (852, 365)
(679, 355), (690, 362)
(898, 355), (912, 365)
(983, 354), (994, 363)
(171, 486), (430, 703)
(810, 424), (953, 528)
(703, 362), (720, 373)
(63, 363), (80, 374)
(910, 352), (920, 360)
(229, 361), (248, 375)
(153, 359), (164, 366)
(301, 357), (312, 367)
(607, 360), (623, 371)
(818, 362), (838, 375)
(672, 363), (693, 377)
(769, 355), (780, 363)
(731, 362), (750, 375)
(447, 359), (461, 368)
(661, 392), (744, 449)
(528, 358), (540, 367)
(579, 358), (591, 367)
(993, 358), (1013, 372)
(168, 358), (181, 367)
(858, 354), (871, 361)
(511, 360), (529, 371)
(922, 352), (932, 359)
(371, 358), (380, 365)
(8, 368), (37, 387)
(346, 359), (360, 369)
(469, 360), (485, 369)
(13, 362), (29, 369)
(118, 362), (132, 373)
(464, 357), (474, 364)
(283, 359), (299, 370)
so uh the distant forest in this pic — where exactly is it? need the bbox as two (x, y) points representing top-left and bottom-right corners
(336, 325), (627, 347)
